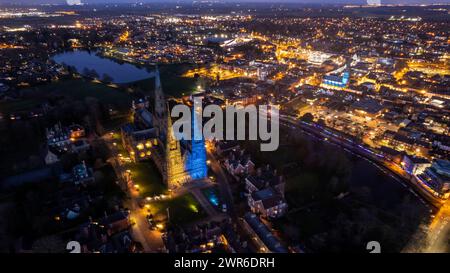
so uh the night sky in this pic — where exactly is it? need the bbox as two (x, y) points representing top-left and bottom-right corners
(0, 0), (449, 5)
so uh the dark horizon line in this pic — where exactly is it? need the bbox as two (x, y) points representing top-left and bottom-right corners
(1, 1), (450, 6)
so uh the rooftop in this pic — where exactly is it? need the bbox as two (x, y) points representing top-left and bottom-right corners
(244, 213), (288, 253)
(351, 99), (384, 114)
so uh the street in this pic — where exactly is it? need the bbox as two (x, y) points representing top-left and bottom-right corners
(103, 132), (165, 252)
(207, 149), (236, 218)
(425, 201), (450, 253)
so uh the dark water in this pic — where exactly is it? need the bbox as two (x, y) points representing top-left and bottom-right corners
(305, 132), (429, 211)
(52, 50), (153, 84)
(348, 156), (428, 210)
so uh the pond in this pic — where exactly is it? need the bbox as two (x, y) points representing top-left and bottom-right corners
(52, 50), (154, 84)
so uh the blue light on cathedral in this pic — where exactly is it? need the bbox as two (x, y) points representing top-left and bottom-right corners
(185, 107), (208, 180)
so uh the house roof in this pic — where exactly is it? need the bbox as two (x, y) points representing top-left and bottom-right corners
(246, 173), (283, 190)
(351, 99), (384, 114)
(251, 188), (285, 209)
(244, 212), (288, 253)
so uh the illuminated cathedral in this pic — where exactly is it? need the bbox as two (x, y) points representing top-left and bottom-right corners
(151, 67), (208, 190)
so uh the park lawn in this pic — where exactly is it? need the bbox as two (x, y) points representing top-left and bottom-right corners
(103, 114), (131, 132)
(0, 98), (45, 114)
(39, 79), (133, 111)
(1, 79), (133, 115)
(112, 135), (164, 197)
(151, 193), (207, 225)
(125, 160), (165, 197)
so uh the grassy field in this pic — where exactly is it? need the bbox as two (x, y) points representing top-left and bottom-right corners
(125, 160), (165, 197)
(103, 115), (130, 132)
(0, 62), (196, 116)
(39, 79), (133, 111)
(111, 134), (165, 196)
(0, 99), (44, 114)
(150, 193), (207, 225)
(0, 79), (133, 115)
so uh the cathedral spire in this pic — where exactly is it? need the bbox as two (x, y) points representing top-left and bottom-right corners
(154, 65), (165, 119)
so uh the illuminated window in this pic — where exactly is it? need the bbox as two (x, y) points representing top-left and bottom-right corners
(140, 152), (145, 158)
(145, 141), (152, 148)
(136, 143), (144, 150)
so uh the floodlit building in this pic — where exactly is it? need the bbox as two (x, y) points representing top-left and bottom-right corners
(46, 123), (88, 153)
(123, 67), (208, 189)
(401, 155), (431, 175)
(322, 72), (350, 89)
(415, 159), (450, 198)
(121, 98), (158, 162)
(248, 188), (288, 219)
(245, 166), (287, 218)
(351, 98), (385, 118)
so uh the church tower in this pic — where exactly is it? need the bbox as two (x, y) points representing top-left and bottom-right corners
(185, 106), (208, 180)
(165, 109), (190, 189)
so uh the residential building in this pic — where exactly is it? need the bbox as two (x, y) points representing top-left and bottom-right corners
(248, 187), (288, 219)
(242, 213), (288, 253)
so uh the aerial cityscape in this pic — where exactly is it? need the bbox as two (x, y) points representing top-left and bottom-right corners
(0, 0), (448, 258)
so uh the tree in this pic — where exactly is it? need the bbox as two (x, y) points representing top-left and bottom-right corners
(93, 170), (105, 183)
(60, 153), (78, 172)
(317, 118), (326, 127)
(101, 73), (114, 84)
(83, 68), (99, 79)
(300, 113), (314, 123)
